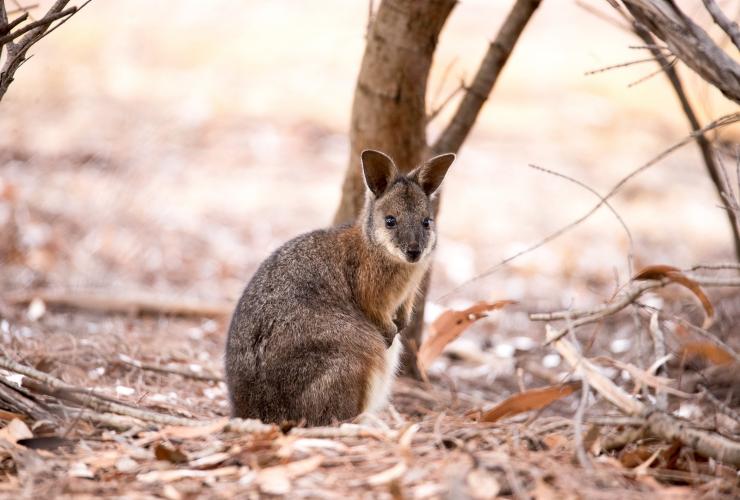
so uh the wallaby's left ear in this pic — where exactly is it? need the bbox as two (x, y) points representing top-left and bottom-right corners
(410, 153), (456, 196)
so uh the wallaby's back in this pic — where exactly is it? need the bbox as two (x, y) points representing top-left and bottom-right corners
(225, 226), (387, 424)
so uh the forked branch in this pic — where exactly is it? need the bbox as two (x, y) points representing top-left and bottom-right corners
(432, 0), (542, 154)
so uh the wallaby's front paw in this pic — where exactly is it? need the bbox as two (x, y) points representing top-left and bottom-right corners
(382, 324), (398, 348)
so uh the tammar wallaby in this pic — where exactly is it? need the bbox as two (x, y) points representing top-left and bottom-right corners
(225, 149), (455, 426)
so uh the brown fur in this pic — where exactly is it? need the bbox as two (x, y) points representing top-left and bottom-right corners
(225, 150), (454, 425)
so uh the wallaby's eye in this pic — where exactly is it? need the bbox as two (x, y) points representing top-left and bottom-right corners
(422, 217), (432, 229)
(384, 216), (397, 228)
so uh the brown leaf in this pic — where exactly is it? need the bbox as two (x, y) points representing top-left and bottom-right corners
(418, 300), (515, 376)
(0, 410), (26, 422)
(680, 341), (734, 365)
(480, 382), (580, 423)
(633, 265), (714, 329)
(154, 442), (189, 464)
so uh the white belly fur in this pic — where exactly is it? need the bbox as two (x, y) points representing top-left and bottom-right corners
(364, 335), (403, 414)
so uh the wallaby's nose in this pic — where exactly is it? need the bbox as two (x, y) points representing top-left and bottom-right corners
(405, 245), (422, 263)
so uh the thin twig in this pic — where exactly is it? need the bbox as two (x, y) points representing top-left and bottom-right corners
(702, 0), (740, 51)
(432, 0), (542, 155)
(584, 55), (664, 75)
(648, 313), (667, 411)
(629, 21), (740, 261)
(626, 57), (676, 87)
(7, 4), (39, 16)
(528, 163), (634, 275)
(437, 112), (740, 301)
(427, 80), (465, 124)
(687, 263), (740, 272)
(0, 6), (74, 45)
(573, 377), (592, 469)
(699, 385), (740, 423)
(115, 354), (223, 382)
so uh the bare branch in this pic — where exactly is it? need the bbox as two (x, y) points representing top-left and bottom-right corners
(628, 19), (740, 260)
(584, 55), (665, 75)
(702, 0), (740, 51)
(0, 6), (74, 46)
(437, 112), (740, 300)
(4, 288), (233, 318)
(432, 0), (541, 154)
(626, 56), (675, 87)
(528, 163), (634, 269)
(7, 4), (39, 17)
(621, 0), (740, 105)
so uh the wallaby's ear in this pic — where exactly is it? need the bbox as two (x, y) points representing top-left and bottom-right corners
(410, 153), (455, 196)
(361, 149), (398, 197)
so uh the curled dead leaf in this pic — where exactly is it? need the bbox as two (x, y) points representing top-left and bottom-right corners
(680, 341), (734, 365)
(633, 265), (714, 329)
(418, 300), (516, 377)
(480, 382), (580, 423)
(154, 442), (189, 464)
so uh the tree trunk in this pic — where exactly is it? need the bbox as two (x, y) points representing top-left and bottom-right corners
(335, 0), (541, 377)
(333, 0), (456, 377)
(334, 0), (457, 226)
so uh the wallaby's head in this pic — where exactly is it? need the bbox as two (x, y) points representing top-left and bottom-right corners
(360, 149), (455, 264)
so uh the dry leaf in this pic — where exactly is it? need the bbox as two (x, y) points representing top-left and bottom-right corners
(633, 265), (714, 329)
(466, 467), (500, 499)
(418, 300), (515, 376)
(0, 410), (26, 422)
(155, 442), (189, 464)
(480, 383), (580, 423)
(542, 433), (569, 450)
(680, 341), (734, 365)
(0, 419), (32, 445)
(188, 452), (230, 469)
(257, 455), (323, 495)
(366, 461), (407, 486)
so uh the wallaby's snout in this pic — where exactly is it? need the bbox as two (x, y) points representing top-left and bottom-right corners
(405, 244), (422, 263)
(360, 149), (455, 265)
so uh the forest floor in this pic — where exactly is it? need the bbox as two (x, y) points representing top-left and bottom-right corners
(1, 1), (740, 496)
(0, 119), (739, 498)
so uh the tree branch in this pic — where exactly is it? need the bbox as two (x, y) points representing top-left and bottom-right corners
(621, 0), (740, 105)
(628, 20), (740, 261)
(432, 0), (541, 154)
(702, 0), (740, 51)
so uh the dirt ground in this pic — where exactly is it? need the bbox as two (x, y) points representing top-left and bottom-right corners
(1, 1), (739, 498)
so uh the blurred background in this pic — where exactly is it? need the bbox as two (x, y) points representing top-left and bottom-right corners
(1, 0), (738, 314)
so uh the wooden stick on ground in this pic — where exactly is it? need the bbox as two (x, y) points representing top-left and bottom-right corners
(546, 325), (740, 467)
(4, 289), (233, 318)
(115, 354), (223, 382)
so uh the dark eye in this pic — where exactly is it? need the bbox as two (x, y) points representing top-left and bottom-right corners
(385, 216), (397, 228)
(422, 217), (432, 229)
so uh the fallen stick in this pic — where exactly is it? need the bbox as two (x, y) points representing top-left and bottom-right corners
(546, 326), (740, 467)
(115, 354), (223, 382)
(530, 273), (738, 323)
(4, 289), (233, 318)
